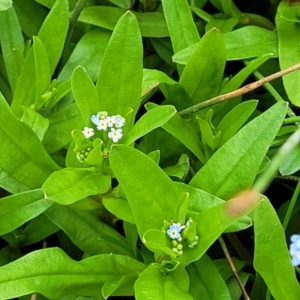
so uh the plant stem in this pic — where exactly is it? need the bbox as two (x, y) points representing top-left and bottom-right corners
(283, 116), (300, 125)
(178, 62), (300, 117)
(283, 180), (300, 230)
(250, 68), (299, 122)
(219, 236), (251, 300)
(253, 128), (300, 194)
(276, 175), (300, 181)
(60, 0), (87, 67)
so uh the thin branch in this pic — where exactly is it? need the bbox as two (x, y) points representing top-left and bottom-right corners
(219, 236), (251, 300)
(276, 175), (300, 181)
(60, 0), (87, 69)
(30, 294), (37, 300)
(225, 233), (252, 263)
(249, 67), (300, 123)
(179, 62), (300, 116)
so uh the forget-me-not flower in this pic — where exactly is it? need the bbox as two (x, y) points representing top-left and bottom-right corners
(290, 234), (300, 266)
(167, 223), (185, 240)
(91, 114), (100, 126)
(108, 128), (123, 143)
(97, 119), (108, 131)
(114, 115), (126, 128)
(106, 115), (117, 127)
(82, 127), (94, 138)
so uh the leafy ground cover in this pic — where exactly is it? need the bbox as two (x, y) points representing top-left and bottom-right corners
(0, 0), (300, 299)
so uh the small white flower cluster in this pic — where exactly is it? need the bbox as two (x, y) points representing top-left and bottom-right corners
(82, 111), (126, 143)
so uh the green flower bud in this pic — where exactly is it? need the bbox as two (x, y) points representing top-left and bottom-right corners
(177, 250), (183, 256)
(172, 248), (178, 254)
(177, 243), (183, 250)
(172, 240), (178, 247)
(181, 218), (198, 245)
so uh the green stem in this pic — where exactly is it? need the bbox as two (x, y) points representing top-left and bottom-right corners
(282, 180), (300, 230)
(283, 116), (300, 125)
(60, 0), (87, 68)
(253, 128), (300, 193)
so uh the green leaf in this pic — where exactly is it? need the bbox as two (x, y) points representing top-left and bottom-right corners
(253, 197), (300, 299)
(216, 100), (258, 146)
(108, 0), (132, 8)
(45, 204), (132, 256)
(0, 189), (53, 235)
(276, 1), (300, 106)
(281, 5), (300, 23)
(173, 26), (278, 64)
(279, 144), (300, 175)
(197, 116), (214, 150)
(0, 0), (12, 11)
(72, 66), (100, 125)
(175, 182), (252, 233)
(11, 47), (35, 111)
(221, 54), (274, 93)
(189, 102), (287, 199)
(103, 196), (135, 224)
(0, 248), (145, 299)
(135, 264), (192, 300)
(13, 0), (48, 37)
(179, 28), (226, 105)
(142, 69), (177, 99)
(123, 221), (139, 258)
(32, 36), (51, 107)
(0, 6), (24, 91)
(42, 168), (111, 205)
(206, 17), (239, 34)
(143, 229), (175, 258)
(37, 0), (69, 74)
(58, 28), (111, 82)
(178, 190), (260, 266)
(96, 11), (142, 124)
(20, 107), (49, 141)
(110, 145), (182, 238)
(161, 0), (200, 54)
(79, 7), (169, 38)
(187, 254), (232, 300)
(146, 103), (205, 163)
(221, 0), (241, 17)
(0, 167), (29, 194)
(21, 214), (59, 246)
(0, 93), (59, 188)
(124, 105), (176, 145)
(42, 103), (85, 154)
(225, 26), (278, 61)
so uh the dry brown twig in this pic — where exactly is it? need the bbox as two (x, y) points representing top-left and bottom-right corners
(178, 62), (300, 116)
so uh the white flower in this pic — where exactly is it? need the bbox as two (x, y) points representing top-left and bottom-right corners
(114, 115), (126, 128)
(106, 116), (117, 128)
(91, 114), (100, 126)
(98, 111), (108, 120)
(108, 128), (123, 143)
(82, 127), (94, 138)
(97, 119), (108, 131)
